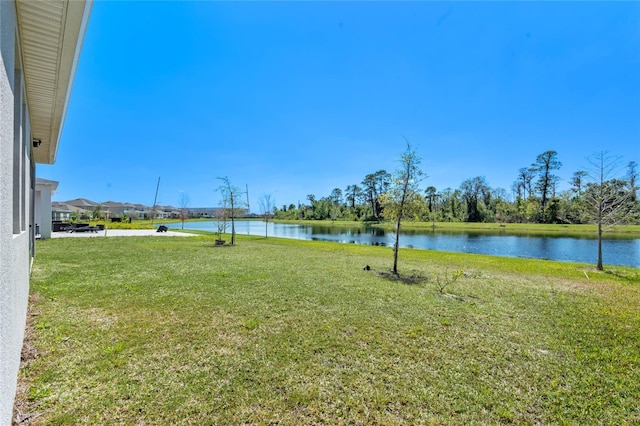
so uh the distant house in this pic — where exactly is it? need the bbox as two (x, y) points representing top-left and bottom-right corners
(102, 200), (130, 217)
(0, 1), (92, 423)
(51, 201), (89, 221)
(125, 204), (148, 220)
(35, 178), (59, 239)
(187, 207), (250, 218)
(159, 205), (181, 219)
(64, 197), (113, 219)
(50, 200), (250, 222)
(65, 197), (99, 218)
(65, 197), (100, 209)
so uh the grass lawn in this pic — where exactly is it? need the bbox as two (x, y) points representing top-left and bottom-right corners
(16, 234), (640, 424)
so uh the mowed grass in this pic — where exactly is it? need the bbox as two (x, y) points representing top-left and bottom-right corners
(20, 235), (640, 424)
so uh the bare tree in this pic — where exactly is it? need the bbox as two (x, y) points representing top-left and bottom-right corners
(258, 193), (275, 238)
(583, 152), (636, 270)
(217, 177), (244, 245)
(381, 141), (424, 275)
(177, 191), (190, 230)
(214, 206), (228, 243)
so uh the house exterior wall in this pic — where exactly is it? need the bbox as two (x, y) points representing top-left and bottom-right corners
(0, 2), (32, 423)
(1, 1), (90, 421)
(35, 182), (56, 239)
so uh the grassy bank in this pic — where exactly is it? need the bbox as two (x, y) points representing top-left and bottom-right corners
(17, 235), (640, 424)
(275, 219), (640, 236)
(91, 217), (640, 236)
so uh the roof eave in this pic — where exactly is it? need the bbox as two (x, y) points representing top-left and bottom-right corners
(16, 0), (92, 164)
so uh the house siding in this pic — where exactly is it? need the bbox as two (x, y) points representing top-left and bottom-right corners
(0, 2), (32, 424)
(1, 1), (90, 421)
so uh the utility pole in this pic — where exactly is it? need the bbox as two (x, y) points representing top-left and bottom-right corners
(246, 184), (250, 215)
(151, 176), (160, 225)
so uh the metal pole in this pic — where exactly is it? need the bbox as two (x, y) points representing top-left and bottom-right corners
(151, 176), (160, 225)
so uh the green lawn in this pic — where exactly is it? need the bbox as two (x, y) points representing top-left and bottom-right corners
(18, 235), (640, 424)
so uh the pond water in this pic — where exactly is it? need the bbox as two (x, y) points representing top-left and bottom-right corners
(169, 220), (640, 268)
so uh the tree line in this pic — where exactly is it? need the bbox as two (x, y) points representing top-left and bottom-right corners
(273, 150), (640, 226)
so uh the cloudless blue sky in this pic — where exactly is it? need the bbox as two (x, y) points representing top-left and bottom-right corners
(41, 1), (640, 210)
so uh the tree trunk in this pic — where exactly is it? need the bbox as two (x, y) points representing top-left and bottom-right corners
(597, 221), (603, 271)
(392, 159), (412, 275)
(231, 217), (236, 245)
(392, 218), (401, 275)
(230, 196), (236, 245)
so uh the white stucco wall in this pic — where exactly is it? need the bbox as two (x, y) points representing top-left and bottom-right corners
(0, 3), (32, 424)
(35, 180), (56, 239)
(34, 190), (42, 236)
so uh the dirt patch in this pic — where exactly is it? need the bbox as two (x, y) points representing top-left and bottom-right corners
(374, 270), (429, 285)
(12, 294), (41, 425)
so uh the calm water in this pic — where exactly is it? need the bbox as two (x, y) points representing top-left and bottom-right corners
(169, 220), (640, 268)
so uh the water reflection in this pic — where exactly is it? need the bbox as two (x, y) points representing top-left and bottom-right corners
(172, 220), (640, 268)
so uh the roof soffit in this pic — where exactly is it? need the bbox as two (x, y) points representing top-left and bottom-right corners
(15, 0), (92, 164)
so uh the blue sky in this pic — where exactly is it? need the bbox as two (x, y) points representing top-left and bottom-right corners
(41, 1), (640, 210)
